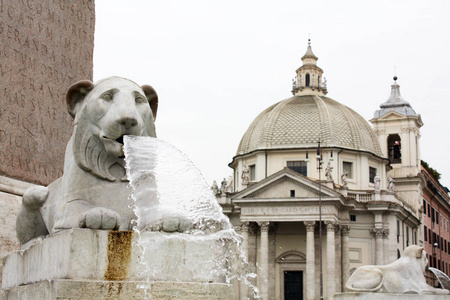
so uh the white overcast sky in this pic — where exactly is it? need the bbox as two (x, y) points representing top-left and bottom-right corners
(94, 0), (450, 188)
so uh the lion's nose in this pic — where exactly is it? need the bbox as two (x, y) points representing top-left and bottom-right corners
(118, 117), (138, 129)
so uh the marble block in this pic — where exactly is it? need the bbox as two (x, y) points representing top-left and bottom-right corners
(2, 229), (229, 290)
(334, 292), (450, 300)
(1, 280), (234, 300)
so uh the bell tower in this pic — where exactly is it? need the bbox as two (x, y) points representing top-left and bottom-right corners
(292, 39), (328, 96)
(371, 76), (423, 178)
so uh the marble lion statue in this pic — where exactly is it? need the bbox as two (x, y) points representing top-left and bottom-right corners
(16, 77), (165, 245)
(345, 245), (449, 294)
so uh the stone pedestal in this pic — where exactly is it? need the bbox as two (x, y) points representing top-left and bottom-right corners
(2, 229), (233, 299)
(334, 292), (450, 300)
(1, 280), (233, 300)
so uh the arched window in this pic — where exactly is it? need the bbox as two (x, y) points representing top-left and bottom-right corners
(387, 134), (401, 163)
(305, 73), (310, 86)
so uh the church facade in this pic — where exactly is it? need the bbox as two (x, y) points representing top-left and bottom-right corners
(217, 41), (424, 300)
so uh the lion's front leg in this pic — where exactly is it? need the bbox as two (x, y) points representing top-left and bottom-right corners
(16, 186), (50, 244)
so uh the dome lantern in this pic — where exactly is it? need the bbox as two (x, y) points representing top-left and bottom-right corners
(292, 39), (328, 96)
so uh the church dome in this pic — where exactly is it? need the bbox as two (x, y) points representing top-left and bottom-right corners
(236, 95), (383, 157)
(236, 41), (383, 158)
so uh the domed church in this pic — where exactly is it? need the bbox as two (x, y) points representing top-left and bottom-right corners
(216, 41), (424, 300)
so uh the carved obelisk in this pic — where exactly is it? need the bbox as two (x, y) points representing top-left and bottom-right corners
(0, 0), (95, 286)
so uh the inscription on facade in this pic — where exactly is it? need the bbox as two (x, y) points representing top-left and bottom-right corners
(0, 0), (94, 185)
(241, 205), (336, 216)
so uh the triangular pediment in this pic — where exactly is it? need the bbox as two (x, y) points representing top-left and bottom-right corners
(232, 168), (341, 200)
(376, 110), (407, 120)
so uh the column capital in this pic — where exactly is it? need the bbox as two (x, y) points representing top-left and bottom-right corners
(340, 225), (350, 236)
(325, 220), (337, 231)
(370, 228), (384, 238)
(382, 228), (389, 238)
(304, 221), (316, 232)
(239, 221), (251, 232)
(257, 221), (270, 232)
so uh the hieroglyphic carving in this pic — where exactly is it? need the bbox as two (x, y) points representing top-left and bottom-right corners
(0, 0), (95, 185)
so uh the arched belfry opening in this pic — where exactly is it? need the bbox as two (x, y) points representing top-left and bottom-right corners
(387, 134), (401, 163)
(305, 73), (310, 87)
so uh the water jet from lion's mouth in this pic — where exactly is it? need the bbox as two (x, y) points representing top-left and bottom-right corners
(123, 135), (261, 298)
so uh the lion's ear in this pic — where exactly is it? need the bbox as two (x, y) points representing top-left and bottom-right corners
(416, 247), (424, 259)
(66, 80), (94, 118)
(142, 85), (158, 120)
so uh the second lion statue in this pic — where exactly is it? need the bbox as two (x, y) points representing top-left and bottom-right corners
(16, 77), (170, 245)
(345, 245), (449, 294)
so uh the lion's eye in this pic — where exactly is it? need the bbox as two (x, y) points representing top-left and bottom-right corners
(101, 92), (113, 101)
(135, 95), (147, 104)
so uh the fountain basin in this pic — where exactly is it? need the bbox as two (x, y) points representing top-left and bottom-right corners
(2, 228), (233, 298)
(1, 280), (233, 300)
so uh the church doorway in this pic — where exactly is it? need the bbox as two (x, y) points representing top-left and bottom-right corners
(284, 270), (303, 300)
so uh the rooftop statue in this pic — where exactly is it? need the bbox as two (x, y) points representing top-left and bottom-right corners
(16, 77), (161, 244)
(345, 245), (449, 295)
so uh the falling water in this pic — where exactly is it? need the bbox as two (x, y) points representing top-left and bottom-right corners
(123, 136), (259, 298)
(429, 267), (450, 291)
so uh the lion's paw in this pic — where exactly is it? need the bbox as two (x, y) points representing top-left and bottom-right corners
(23, 186), (49, 210)
(143, 213), (193, 233)
(79, 207), (120, 230)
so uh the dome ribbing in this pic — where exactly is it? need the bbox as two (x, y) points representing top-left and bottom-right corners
(237, 95), (383, 157)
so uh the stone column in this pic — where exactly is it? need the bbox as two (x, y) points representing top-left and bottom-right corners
(325, 221), (336, 299)
(371, 228), (384, 265)
(239, 221), (250, 300)
(304, 221), (316, 300)
(341, 225), (350, 286)
(258, 221), (270, 300)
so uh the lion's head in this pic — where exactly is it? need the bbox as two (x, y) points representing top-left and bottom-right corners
(66, 77), (158, 181)
(402, 245), (427, 274)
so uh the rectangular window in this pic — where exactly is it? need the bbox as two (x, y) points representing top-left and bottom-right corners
(249, 165), (256, 181)
(437, 212), (439, 225)
(428, 204), (431, 218)
(406, 227), (410, 246)
(287, 161), (307, 176)
(414, 231), (417, 244)
(424, 226), (427, 242)
(429, 229), (432, 244)
(423, 200), (427, 215)
(397, 220), (400, 242)
(432, 207), (435, 223)
(343, 162), (353, 179)
(369, 167), (377, 183)
(290, 190), (295, 198)
(441, 237), (444, 250)
(350, 215), (356, 222)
